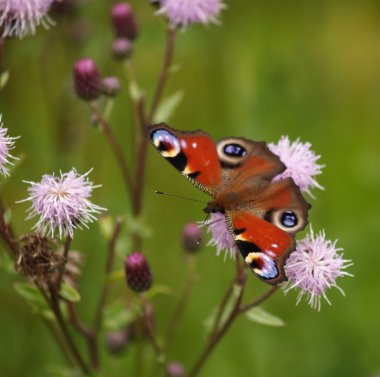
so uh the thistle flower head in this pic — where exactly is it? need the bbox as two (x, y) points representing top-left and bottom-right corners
(157, 0), (225, 27)
(0, 114), (19, 176)
(20, 169), (106, 239)
(203, 212), (238, 260)
(0, 0), (55, 38)
(268, 136), (324, 197)
(124, 252), (153, 292)
(284, 228), (352, 310)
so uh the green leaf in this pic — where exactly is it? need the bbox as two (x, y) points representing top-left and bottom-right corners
(107, 269), (125, 283)
(245, 307), (285, 327)
(0, 71), (9, 90)
(153, 90), (184, 123)
(104, 300), (139, 331)
(0, 254), (16, 275)
(59, 283), (81, 302)
(145, 284), (172, 300)
(3, 207), (12, 225)
(45, 365), (85, 377)
(99, 215), (114, 239)
(125, 214), (153, 240)
(14, 283), (48, 310)
(129, 80), (141, 102)
(204, 284), (242, 337)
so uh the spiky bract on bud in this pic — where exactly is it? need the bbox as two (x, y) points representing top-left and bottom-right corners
(73, 58), (102, 101)
(111, 2), (138, 40)
(124, 252), (153, 293)
(112, 37), (133, 60)
(101, 76), (121, 97)
(181, 222), (202, 252)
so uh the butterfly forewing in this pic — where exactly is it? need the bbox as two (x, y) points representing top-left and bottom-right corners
(149, 123), (222, 196)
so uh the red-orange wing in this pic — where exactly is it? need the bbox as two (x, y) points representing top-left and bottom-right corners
(148, 123), (222, 196)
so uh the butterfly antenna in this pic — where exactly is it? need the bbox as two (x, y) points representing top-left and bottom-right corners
(155, 190), (207, 205)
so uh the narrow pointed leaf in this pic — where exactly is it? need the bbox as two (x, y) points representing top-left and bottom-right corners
(245, 307), (285, 327)
(153, 91), (184, 123)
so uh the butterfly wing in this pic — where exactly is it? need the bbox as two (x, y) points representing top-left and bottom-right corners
(148, 123), (222, 196)
(226, 178), (311, 285)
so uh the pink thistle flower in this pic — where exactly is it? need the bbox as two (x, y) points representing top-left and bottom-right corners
(0, 0), (55, 39)
(284, 227), (352, 310)
(19, 169), (106, 238)
(0, 114), (19, 176)
(203, 212), (238, 260)
(158, 0), (225, 27)
(268, 136), (324, 197)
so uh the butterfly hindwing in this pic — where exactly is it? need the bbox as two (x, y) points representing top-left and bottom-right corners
(148, 123), (222, 196)
(227, 178), (310, 284)
(227, 211), (295, 285)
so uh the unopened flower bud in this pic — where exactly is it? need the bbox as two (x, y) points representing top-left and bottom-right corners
(101, 76), (121, 97)
(166, 362), (185, 377)
(125, 252), (153, 292)
(105, 330), (129, 354)
(111, 3), (138, 40)
(112, 38), (133, 60)
(181, 223), (202, 252)
(73, 58), (102, 101)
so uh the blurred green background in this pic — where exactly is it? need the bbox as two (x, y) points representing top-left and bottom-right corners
(1, 0), (380, 376)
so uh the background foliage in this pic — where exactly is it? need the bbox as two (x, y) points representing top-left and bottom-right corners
(0, 0), (379, 376)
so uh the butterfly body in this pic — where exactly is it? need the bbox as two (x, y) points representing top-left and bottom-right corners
(149, 123), (311, 285)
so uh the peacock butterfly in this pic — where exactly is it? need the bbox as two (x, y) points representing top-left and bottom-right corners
(148, 123), (311, 285)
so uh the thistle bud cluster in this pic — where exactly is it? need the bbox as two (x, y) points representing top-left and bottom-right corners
(110, 3), (137, 60)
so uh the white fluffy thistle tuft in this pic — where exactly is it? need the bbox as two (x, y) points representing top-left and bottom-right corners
(19, 169), (106, 238)
(203, 212), (238, 260)
(268, 136), (324, 197)
(284, 227), (353, 310)
(0, 0), (55, 38)
(157, 0), (225, 27)
(0, 114), (19, 176)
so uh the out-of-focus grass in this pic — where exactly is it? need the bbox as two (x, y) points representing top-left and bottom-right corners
(0, 0), (379, 376)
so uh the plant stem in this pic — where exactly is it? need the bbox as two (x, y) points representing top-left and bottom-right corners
(165, 254), (196, 346)
(188, 275), (278, 377)
(188, 277), (246, 377)
(131, 27), (176, 250)
(208, 277), (235, 340)
(239, 285), (279, 314)
(94, 217), (123, 332)
(56, 236), (72, 291)
(67, 301), (99, 370)
(141, 294), (164, 359)
(93, 105), (134, 203)
(0, 199), (18, 259)
(49, 286), (90, 375)
(0, 38), (4, 74)
(148, 27), (177, 122)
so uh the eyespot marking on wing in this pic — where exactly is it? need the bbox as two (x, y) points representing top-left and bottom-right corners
(245, 252), (278, 279)
(151, 129), (181, 158)
(217, 139), (250, 167)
